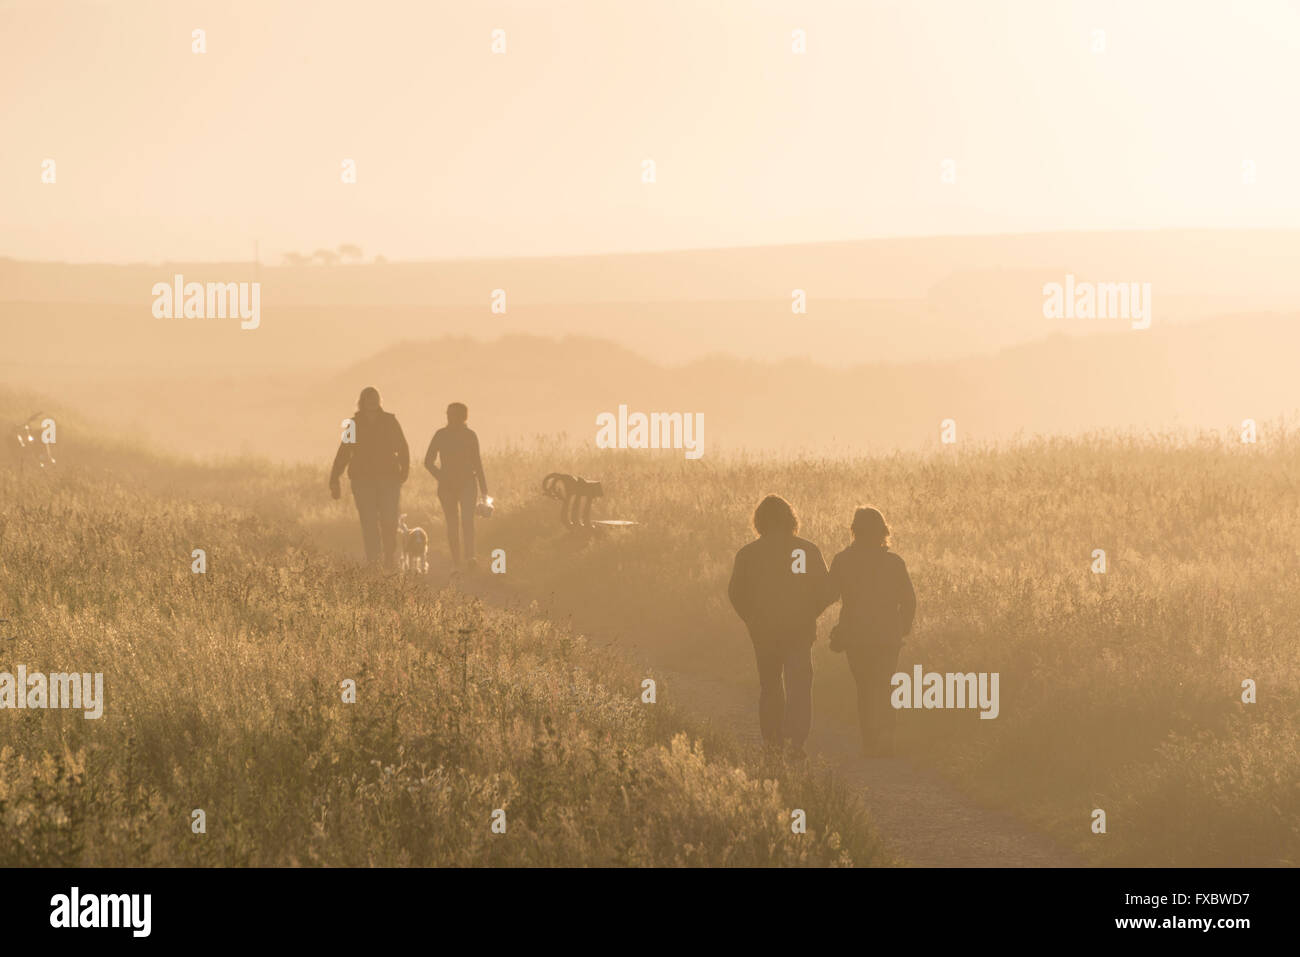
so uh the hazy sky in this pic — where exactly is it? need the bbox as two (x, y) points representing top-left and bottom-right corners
(3, 0), (1300, 263)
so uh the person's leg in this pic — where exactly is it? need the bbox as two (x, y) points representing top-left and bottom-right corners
(439, 491), (461, 564)
(750, 638), (785, 748)
(459, 481), (477, 563)
(782, 639), (814, 751)
(377, 480), (400, 570)
(845, 645), (875, 751)
(351, 481), (381, 563)
(868, 642), (903, 750)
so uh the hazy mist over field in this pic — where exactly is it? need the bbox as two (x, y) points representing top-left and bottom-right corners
(2, 0), (1297, 885)
(4, 227), (1300, 460)
(6, 1), (1300, 459)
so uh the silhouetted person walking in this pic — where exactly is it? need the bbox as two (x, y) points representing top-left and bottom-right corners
(329, 387), (410, 569)
(727, 495), (833, 757)
(827, 507), (916, 757)
(424, 402), (489, 570)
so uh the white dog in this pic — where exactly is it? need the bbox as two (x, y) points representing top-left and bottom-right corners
(397, 514), (428, 573)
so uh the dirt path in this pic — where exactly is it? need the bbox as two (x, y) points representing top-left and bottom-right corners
(419, 552), (1083, 867)
(656, 667), (1081, 867)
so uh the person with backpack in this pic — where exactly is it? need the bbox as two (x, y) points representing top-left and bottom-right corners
(329, 386), (410, 569)
(826, 506), (917, 757)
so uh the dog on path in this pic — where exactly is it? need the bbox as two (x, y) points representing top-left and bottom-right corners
(397, 514), (428, 573)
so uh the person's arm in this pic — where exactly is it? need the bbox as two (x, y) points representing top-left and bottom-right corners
(809, 547), (836, 616)
(472, 432), (488, 495)
(394, 418), (410, 482)
(423, 432), (441, 479)
(727, 550), (752, 624)
(897, 557), (917, 637)
(329, 442), (352, 497)
(819, 552), (843, 614)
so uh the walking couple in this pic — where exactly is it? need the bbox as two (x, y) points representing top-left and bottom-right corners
(328, 387), (489, 570)
(727, 495), (916, 759)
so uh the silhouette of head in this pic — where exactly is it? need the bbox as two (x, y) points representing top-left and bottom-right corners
(358, 387), (381, 413)
(447, 402), (468, 425)
(753, 495), (798, 537)
(851, 506), (890, 547)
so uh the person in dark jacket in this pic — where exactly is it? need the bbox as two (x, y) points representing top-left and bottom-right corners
(424, 402), (489, 570)
(727, 495), (835, 757)
(827, 506), (916, 757)
(329, 386), (410, 568)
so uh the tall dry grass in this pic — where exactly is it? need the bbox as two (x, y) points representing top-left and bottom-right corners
(6, 389), (1296, 865)
(424, 434), (1299, 866)
(0, 395), (890, 866)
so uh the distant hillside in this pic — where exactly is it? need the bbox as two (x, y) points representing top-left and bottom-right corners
(7, 313), (1299, 462)
(318, 315), (1300, 457)
(4, 229), (1300, 368)
(7, 229), (1300, 306)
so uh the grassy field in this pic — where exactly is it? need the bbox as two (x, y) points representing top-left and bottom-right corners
(395, 434), (1299, 867)
(4, 391), (1297, 866)
(0, 396), (890, 866)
